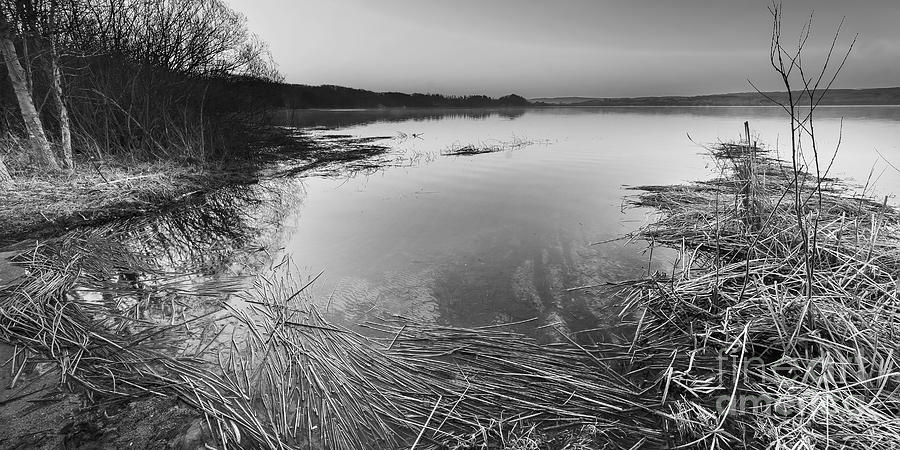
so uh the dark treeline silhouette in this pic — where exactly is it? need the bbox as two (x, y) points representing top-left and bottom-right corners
(270, 108), (528, 129)
(225, 78), (532, 109)
(0, 0), (279, 182)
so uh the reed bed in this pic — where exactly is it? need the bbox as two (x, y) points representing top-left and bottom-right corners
(442, 137), (542, 156)
(0, 206), (673, 448)
(620, 140), (900, 449)
(215, 269), (672, 449)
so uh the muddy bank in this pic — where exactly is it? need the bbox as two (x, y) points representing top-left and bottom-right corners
(0, 352), (203, 450)
(1, 255), (205, 448)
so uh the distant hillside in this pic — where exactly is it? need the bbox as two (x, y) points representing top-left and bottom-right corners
(223, 79), (532, 109)
(533, 87), (900, 106)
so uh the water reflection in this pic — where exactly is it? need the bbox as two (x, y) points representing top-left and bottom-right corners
(92, 165), (650, 343)
(271, 107), (528, 129)
(125, 182), (303, 278)
(40, 180), (310, 329)
(274, 105), (900, 129)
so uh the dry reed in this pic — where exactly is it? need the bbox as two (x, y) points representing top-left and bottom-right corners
(620, 140), (900, 449)
(0, 192), (671, 449)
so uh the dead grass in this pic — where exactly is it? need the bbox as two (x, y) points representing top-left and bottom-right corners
(441, 137), (545, 156)
(0, 161), (211, 243)
(0, 128), (391, 246)
(0, 217), (669, 449)
(0, 124), (268, 245)
(619, 141), (900, 449)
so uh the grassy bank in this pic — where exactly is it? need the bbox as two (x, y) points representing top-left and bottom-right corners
(0, 128), (392, 246)
(620, 138), (900, 448)
(0, 159), (228, 245)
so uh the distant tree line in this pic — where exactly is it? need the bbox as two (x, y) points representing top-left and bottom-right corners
(0, 0), (279, 185)
(273, 108), (527, 130)
(224, 79), (532, 109)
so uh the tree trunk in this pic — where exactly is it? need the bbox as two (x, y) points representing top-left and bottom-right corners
(21, 36), (32, 93)
(0, 156), (13, 189)
(48, 44), (72, 170)
(0, 36), (60, 172)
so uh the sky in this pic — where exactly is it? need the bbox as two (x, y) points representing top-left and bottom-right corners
(227, 0), (900, 98)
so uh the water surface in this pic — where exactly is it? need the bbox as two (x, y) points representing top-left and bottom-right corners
(257, 106), (900, 337)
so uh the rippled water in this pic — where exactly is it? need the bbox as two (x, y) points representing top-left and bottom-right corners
(163, 108), (900, 339)
(257, 106), (900, 337)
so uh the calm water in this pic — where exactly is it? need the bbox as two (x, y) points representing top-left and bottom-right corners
(180, 107), (900, 339)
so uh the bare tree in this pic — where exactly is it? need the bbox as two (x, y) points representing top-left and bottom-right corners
(47, 46), (72, 169)
(751, 2), (856, 343)
(47, 0), (72, 170)
(0, 7), (60, 172)
(1, 0), (280, 167)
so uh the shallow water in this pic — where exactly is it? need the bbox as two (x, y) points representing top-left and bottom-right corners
(263, 106), (900, 335)
(161, 107), (900, 338)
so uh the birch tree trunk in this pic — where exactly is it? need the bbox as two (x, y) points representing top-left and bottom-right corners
(0, 36), (60, 172)
(49, 44), (72, 170)
(0, 156), (13, 189)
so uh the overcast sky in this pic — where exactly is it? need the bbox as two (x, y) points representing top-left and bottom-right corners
(227, 0), (900, 98)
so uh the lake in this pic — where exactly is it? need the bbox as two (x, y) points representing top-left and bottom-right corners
(183, 106), (900, 339)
